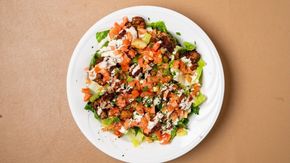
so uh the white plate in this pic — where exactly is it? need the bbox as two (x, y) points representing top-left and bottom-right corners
(67, 6), (224, 163)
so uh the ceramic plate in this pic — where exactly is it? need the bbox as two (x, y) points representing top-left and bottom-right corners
(67, 6), (224, 162)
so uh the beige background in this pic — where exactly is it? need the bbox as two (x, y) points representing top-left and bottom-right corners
(1, 0), (290, 162)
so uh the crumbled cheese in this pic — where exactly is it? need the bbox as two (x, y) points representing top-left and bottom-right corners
(153, 97), (161, 106)
(181, 56), (192, 67)
(133, 111), (143, 122)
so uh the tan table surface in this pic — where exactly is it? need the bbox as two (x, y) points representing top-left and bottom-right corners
(1, 0), (290, 162)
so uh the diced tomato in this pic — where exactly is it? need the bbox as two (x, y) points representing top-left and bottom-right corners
(128, 49), (136, 58)
(139, 117), (148, 130)
(170, 111), (178, 121)
(145, 107), (155, 114)
(120, 16), (128, 28)
(155, 130), (162, 141)
(131, 90), (140, 98)
(152, 42), (161, 51)
(108, 107), (120, 117)
(81, 88), (90, 94)
(140, 91), (153, 97)
(136, 103), (144, 114)
(114, 130), (123, 137)
(122, 39), (131, 46)
(94, 66), (101, 73)
(83, 93), (91, 102)
(116, 95), (126, 108)
(173, 60), (180, 69)
(161, 133), (171, 144)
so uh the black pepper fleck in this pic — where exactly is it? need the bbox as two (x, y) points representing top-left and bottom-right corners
(122, 154), (124, 157)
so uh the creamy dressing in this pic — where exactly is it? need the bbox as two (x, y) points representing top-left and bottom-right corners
(132, 64), (140, 75)
(147, 112), (164, 130)
(125, 26), (137, 40)
(88, 69), (96, 80)
(119, 126), (128, 134)
(181, 56), (192, 67)
(98, 50), (123, 69)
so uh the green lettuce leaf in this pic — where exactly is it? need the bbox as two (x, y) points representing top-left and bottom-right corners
(96, 30), (109, 43)
(194, 93), (206, 107)
(148, 21), (167, 32)
(183, 41), (196, 51)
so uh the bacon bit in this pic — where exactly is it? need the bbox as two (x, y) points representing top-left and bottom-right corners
(152, 42), (161, 51)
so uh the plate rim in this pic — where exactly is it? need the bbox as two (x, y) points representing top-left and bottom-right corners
(67, 5), (225, 162)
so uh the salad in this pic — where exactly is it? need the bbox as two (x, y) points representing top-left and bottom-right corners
(82, 16), (206, 146)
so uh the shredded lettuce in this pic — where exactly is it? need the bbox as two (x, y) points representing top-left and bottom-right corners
(88, 81), (105, 95)
(101, 117), (120, 127)
(127, 128), (144, 147)
(142, 33), (151, 44)
(84, 103), (100, 119)
(148, 21), (167, 33)
(89, 91), (104, 102)
(170, 127), (177, 140)
(177, 118), (189, 128)
(183, 41), (196, 51)
(194, 93), (206, 107)
(195, 58), (206, 82)
(177, 128), (188, 136)
(90, 51), (101, 68)
(191, 105), (200, 115)
(96, 30), (109, 43)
